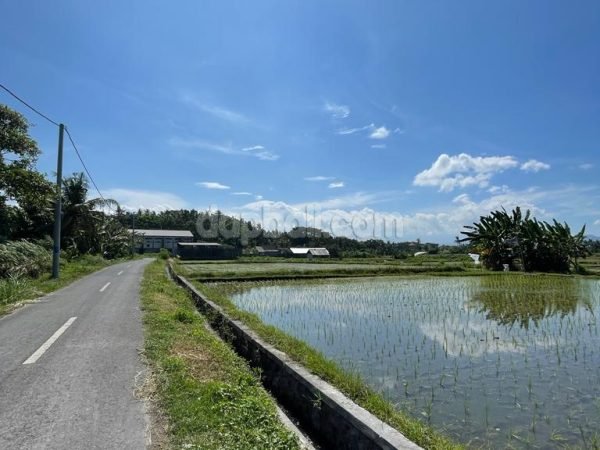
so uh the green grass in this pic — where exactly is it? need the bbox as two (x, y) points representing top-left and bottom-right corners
(580, 253), (600, 275)
(176, 257), (474, 281)
(0, 254), (130, 316)
(190, 275), (463, 450)
(141, 260), (299, 450)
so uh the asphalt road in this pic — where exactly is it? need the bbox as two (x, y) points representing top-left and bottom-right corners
(0, 258), (152, 450)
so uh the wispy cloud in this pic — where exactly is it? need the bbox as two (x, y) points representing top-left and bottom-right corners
(336, 124), (374, 135)
(181, 94), (249, 124)
(594, 219), (600, 226)
(370, 126), (390, 140)
(169, 137), (236, 154)
(371, 144), (386, 149)
(103, 188), (188, 211)
(169, 138), (279, 161)
(196, 181), (230, 190)
(324, 102), (350, 119)
(414, 153), (519, 192)
(231, 192), (253, 196)
(241, 145), (279, 161)
(336, 123), (395, 140)
(520, 159), (551, 172)
(304, 176), (335, 181)
(329, 181), (345, 189)
(579, 163), (594, 170)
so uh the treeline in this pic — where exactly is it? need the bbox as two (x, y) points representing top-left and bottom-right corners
(1, 105), (131, 260)
(114, 209), (447, 258)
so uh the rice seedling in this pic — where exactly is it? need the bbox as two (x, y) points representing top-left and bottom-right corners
(226, 274), (600, 448)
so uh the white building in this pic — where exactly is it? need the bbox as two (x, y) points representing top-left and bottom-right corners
(133, 229), (194, 253)
(289, 247), (330, 258)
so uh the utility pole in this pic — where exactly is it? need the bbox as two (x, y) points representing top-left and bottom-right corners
(131, 212), (135, 255)
(52, 124), (65, 279)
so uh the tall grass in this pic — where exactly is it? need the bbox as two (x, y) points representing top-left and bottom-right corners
(0, 276), (32, 307)
(0, 240), (51, 278)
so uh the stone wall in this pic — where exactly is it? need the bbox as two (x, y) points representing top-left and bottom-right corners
(169, 264), (422, 450)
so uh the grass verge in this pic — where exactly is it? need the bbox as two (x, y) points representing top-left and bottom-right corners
(0, 254), (129, 316)
(140, 259), (299, 450)
(191, 277), (463, 450)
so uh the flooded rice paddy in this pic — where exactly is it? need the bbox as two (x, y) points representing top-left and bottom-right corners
(230, 275), (600, 448)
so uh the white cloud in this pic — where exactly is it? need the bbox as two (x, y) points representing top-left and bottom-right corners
(337, 124), (401, 139)
(169, 138), (279, 161)
(336, 124), (375, 135)
(371, 144), (386, 149)
(231, 192), (253, 196)
(103, 188), (188, 212)
(324, 102), (350, 119)
(414, 153), (519, 192)
(369, 126), (390, 140)
(196, 181), (230, 190)
(241, 145), (279, 161)
(520, 159), (551, 172)
(304, 176), (335, 181)
(200, 105), (248, 123)
(329, 181), (345, 189)
(181, 94), (248, 124)
(594, 219), (600, 226)
(212, 184), (597, 242)
(487, 185), (510, 194)
(169, 138), (235, 154)
(579, 163), (594, 170)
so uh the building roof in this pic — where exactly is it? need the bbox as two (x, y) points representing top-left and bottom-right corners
(256, 246), (280, 252)
(290, 247), (310, 254)
(177, 242), (221, 247)
(290, 247), (329, 255)
(133, 229), (194, 238)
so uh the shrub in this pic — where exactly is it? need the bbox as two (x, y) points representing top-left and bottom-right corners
(0, 240), (51, 278)
(158, 248), (170, 260)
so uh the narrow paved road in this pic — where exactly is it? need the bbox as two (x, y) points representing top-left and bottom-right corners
(0, 258), (152, 450)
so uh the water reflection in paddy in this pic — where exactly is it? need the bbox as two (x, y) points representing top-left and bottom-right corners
(230, 275), (600, 449)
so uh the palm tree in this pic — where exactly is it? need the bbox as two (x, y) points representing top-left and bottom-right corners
(59, 173), (120, 255)
(460, 207), (588, 273)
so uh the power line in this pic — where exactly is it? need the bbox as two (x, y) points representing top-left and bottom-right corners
(64, 126), (114, 211)
(0, 82), (113, 213)
(0, 83), (60, 127)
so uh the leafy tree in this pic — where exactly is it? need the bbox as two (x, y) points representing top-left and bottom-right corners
(58, 172), (129, 256)
(0, 104), (53, 241)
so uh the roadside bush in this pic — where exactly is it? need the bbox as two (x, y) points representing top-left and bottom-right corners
(158, 248), (170, 260)
(72, 253), (106, 266)
(0, 276), (32, 306)
(0, 240), (51, 278)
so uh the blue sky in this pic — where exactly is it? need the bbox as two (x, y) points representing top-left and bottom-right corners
(1, 0), (599, 242)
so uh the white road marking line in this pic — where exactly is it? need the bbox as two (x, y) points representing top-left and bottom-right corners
(23, 317), (77, 365)
(100, 282), (111, 292)
(117, 270), (124, 276)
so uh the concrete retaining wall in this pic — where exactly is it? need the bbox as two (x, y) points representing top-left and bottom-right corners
(168, 264), (422, 450)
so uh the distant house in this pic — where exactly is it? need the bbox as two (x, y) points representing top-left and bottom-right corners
(133, 229), (193, 254)
(177, 242), (240, 260)
(255, 246), (282, 257)
(289, 247), (330, 259)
